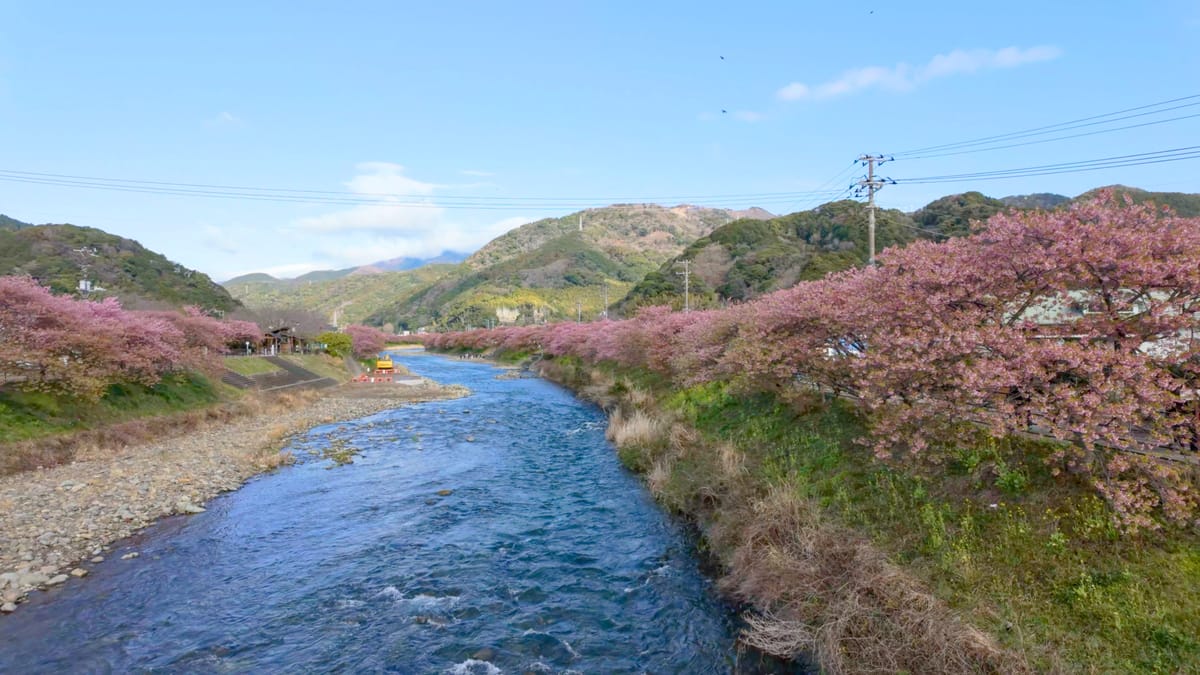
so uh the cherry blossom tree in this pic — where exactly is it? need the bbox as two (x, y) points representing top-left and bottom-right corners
(345, 324), (389, 359)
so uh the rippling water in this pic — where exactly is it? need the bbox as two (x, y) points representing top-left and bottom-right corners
(0, 353), (801, 673)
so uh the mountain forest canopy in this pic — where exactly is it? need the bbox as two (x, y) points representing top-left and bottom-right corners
(0, 222), (238, 312)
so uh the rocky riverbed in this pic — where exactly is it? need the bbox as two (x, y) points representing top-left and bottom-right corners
(0, 380), (467, 615)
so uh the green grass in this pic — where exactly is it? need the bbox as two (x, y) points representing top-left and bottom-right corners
(279, 354), (352, 382)
(0, 373), (222, 442)
(223, 355), (284, 376)
(664, 380), (1200, 673)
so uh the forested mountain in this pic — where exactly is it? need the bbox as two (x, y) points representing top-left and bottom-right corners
(225, 264), (456, 328)
(363, 204), (772, 329)
(616, 185), (1200, 312)
(0, 214), (33, 231)
(200, 184), (1200, 328)
(616, 200), (918, 313)
(1000, 193), (1070, 210)
(1076, 185), (1200, 216)
(224, 250), (468, 288)
(0, 222), (238, 311)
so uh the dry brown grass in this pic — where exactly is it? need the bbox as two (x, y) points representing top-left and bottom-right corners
(578, 369), (619, 409)
(254, 449), (296, 471)
(722, 487), (1026, 675)
(605, 408), (666, 449)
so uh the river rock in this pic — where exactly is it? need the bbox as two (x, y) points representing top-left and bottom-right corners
(46, 574), (68, 587)
(18, 571), (48, 588)
(70, 568), (87, 578)
(465, 435), (475, 442)
(91, 556), (104, 563)
(176, 500), (206, 515)
(436, 489), (453, 497)
(471, 647), (496, 661)
(121, 552), (139, 560)
(1, 602), (16, 613)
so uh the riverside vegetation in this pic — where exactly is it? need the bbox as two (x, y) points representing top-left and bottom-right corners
(0, 278), (467, 615)
(419, 193), (1200, 673)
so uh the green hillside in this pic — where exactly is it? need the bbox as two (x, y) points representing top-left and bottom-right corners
(1076, 185), (1200, 216)
(617, 186), (1200, 312)
(366, 204), (762, 329)
(617, 200), (919, 312)
(1000, 192), (1070, 210)
(225, 264), (458, 328)
(0, 214), (33, 231)
(0, 222), (238, 311)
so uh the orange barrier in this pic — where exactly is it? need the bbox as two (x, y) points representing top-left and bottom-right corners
(352, 373), (396, 383)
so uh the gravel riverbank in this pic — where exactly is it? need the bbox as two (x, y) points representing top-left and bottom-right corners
(0, 380), (467, 615)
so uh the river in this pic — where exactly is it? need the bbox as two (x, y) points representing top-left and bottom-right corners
(0, 352), (801, 673)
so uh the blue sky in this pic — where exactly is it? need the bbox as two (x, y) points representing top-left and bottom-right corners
(1, 2), (1197, 280)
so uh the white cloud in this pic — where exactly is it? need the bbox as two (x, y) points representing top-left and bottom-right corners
(293, 162), (444, 234)
(776, 45), (1062, 101)
(205, 111), (242, 127)
(274, 163), (533, 276)
(315, 216), (527, 268)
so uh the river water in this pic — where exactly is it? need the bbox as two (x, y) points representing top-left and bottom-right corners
(0, 353), (797, 673)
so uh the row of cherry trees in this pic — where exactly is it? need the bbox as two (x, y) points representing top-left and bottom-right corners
(0, 275), (261, 400)
(421, 194), (1200, 531)
(344, 324), (390, 359)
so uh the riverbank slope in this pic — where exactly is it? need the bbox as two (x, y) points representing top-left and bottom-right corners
(523, 354), (1200, 674)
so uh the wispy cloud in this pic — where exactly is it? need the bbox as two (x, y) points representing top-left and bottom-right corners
(205, 111), (242, 127)
(777, 45), (1062, 101)
(460, 169), (494, 177)
(293, 162), (443, 234)
(279, 163), (531, 274)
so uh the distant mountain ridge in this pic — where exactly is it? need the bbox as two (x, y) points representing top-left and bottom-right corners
(0, 214), (33, 231)
(617, 200), (918, 312)
(364, 204), (774, 329)
(616, 185), (1199, 312)
(0, 221), (239, 311)
(223, 250), (469, 286)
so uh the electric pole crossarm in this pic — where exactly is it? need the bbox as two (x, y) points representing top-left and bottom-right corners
(675, 260), (691, 313)
(856, 154), (894, 266)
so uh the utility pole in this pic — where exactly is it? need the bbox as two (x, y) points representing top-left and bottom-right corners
(675, 260), (691, 313)
(576, 300), (582, 323)
(602, 284), (609, 319)
(578, 213), (583, 232)
(855, 154), (895, 266)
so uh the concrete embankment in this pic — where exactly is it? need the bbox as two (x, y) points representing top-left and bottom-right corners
(0, 379), (467, 615)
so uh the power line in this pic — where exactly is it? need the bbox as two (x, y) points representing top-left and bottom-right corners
(895, 145), (1200, 185)
(789, 161), (861, 213)
(0, 172), (844, 212)
(891, 93), (1200, 157)
(0, 168), (842, 206)
(898, 111), (1200, 160)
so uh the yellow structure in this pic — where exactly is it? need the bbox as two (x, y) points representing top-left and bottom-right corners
(374, 357), (394, 374)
